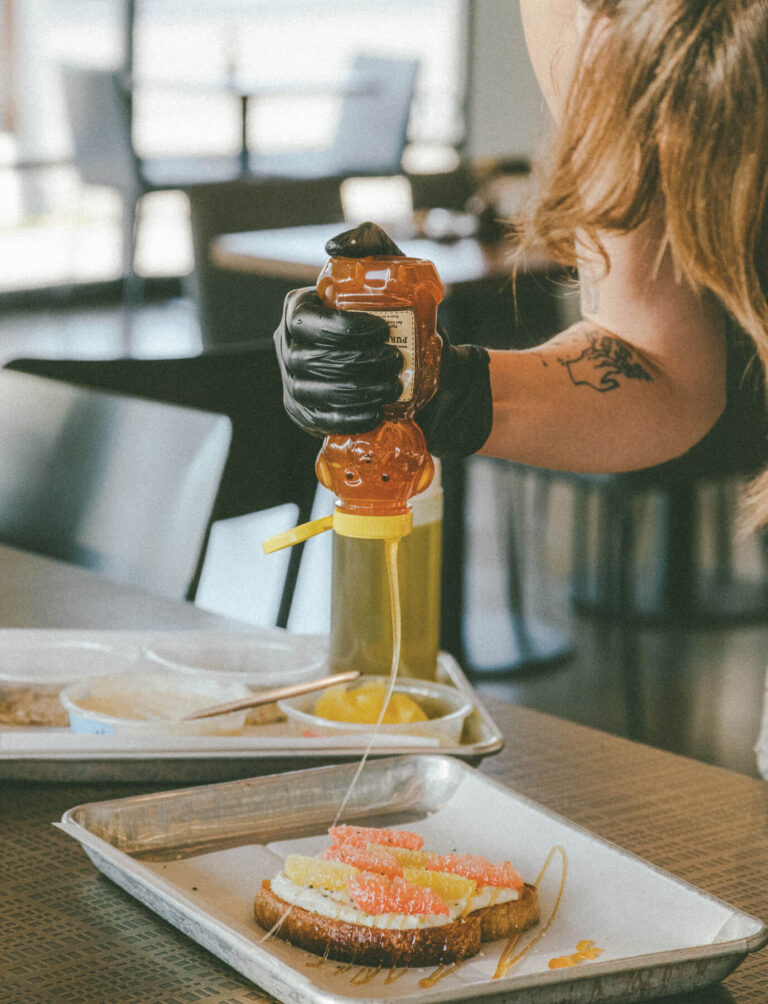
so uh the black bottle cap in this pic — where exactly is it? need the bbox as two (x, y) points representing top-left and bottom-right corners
(325, 221), (404, 258)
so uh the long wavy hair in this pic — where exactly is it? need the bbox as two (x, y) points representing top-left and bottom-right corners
(516, 0), (768, 523)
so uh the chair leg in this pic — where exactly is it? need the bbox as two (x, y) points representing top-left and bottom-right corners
(611, 485), (647, 740)
(121, 193), (144, 351)
(658, 483), (697, 621)
(439, 456), (467, 662)
(570, 481), (591, 606)
(713, 481), (734, 586)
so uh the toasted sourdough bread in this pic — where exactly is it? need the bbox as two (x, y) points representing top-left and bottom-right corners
(253, 879), (539, 967)
(475, 882), (539, 941)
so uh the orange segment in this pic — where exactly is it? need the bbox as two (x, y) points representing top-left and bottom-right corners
(314, 683), (427, 724)
(368, 842), (435, 868)
(426, 853), (523, 889)
(329, 824), (424, 850)
(403, 866), (476, 903)
(283, 854), (358, 891)
(323, 843), (403, 878)
(348, 874), (449, 916)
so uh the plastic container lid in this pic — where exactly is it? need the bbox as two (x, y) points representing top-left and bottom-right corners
(144, 629), (328, 689)
(0, 636), (136, 689)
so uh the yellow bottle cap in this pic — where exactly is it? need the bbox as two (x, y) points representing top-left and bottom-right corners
(262, 509), (413, 554)
(333, 510), (413, 540)
(262, 514), (334, 554)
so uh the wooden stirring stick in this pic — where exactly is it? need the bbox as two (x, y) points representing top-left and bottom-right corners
(183, 669), (360, 720)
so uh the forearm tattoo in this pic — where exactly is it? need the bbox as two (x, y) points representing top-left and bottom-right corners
(557, 328), (653, 392)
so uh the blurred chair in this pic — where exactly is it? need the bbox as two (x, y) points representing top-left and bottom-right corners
(6, 343), (321, 624)
(248, 55), (419, 179)
(407, 164), (477, 213)
(60, 63), (243, 315)
(0, 370), (231, 600)
(184, 176), (343, 345)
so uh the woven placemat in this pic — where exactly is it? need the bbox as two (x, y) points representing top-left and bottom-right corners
(483, 704), (768, 1003)
(1, 704), (765, 1003)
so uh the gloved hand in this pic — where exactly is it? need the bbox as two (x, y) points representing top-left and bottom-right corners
(274, 222), (493, 457)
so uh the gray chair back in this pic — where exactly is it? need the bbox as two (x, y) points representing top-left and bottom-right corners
(331, 55), (419, 175)
(60, 64), (141, 195)
(185, 175), (343, 344)
(0, 371), (231, 599)
(5, 347), (320, 620)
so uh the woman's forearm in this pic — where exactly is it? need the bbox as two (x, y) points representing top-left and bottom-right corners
(480, 319), (726, 472)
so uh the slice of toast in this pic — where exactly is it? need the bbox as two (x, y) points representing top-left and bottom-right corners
(474, 882), (540, 941)
(254, 878), (483, 967)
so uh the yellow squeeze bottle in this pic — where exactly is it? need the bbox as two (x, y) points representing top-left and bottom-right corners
(330, 464), (442, 680)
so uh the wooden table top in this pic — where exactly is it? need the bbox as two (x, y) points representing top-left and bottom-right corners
(0, 545), (765, 1002)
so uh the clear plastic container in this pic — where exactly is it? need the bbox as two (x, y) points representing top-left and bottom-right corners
(0, 635), (137, 727)
(277, 675), (471, 745)
(144, 630), (328, 689)
(60, 668), (252, 736)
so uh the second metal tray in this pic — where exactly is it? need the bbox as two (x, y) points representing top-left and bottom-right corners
(57, 755), (767, 1003)
(1, 653), (502, 782)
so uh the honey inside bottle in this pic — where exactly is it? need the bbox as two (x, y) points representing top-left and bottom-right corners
(314, 250), (444, 518)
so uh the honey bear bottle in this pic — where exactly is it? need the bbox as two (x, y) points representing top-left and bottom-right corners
(314, 222), (444, 540)
(263, 223), (445, 680)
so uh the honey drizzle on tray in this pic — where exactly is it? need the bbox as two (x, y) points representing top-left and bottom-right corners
(493, 845), (568, 979)
(549, 939), (603, 969)
(418, 960), (464, 989)
(351, 964), (383, 985)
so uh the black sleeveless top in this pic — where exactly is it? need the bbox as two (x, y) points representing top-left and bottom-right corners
(628, 317), (768, 484)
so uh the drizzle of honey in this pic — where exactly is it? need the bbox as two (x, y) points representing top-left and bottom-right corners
(305, 944), (330, 968)
(330, 537), (402, 828)
(351, 964), (383, 985)
(418, 960), (464, 989)
(385, 966), (408, 984)
(493, 845), (568, 979)
(548, 939), (603, 969)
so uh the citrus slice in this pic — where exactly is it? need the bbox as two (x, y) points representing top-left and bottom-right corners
(368, 842), (435, 868)
(426, 853), (523, 889)
(403, 866), (476, 903)
(314, 683), (427, 724)
(283, 854), (357, 891)
(329, 824), (424, 850)
(322, 843), (403, 878)
(348, 874), (449, 916)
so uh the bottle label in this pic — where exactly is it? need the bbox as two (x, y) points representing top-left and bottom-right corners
(365, 308), (416, 403)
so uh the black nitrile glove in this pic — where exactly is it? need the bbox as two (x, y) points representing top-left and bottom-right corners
(274, 221), (493, 456)
(274, 286), (402, 437)
(415, 335), (493, 457)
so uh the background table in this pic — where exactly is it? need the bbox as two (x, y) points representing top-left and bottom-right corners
(0, 546), (766, 1002)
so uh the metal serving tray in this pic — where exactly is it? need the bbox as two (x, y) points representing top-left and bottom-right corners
(0, 654), (502, 782)
(57, 755), (767, 1004)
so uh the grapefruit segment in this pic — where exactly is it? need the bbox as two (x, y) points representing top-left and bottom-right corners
(426, 853), (523, 889)
(348, 874), (450, 916)
(329, 824), (424, 851)
(322, 843), (404, 878)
